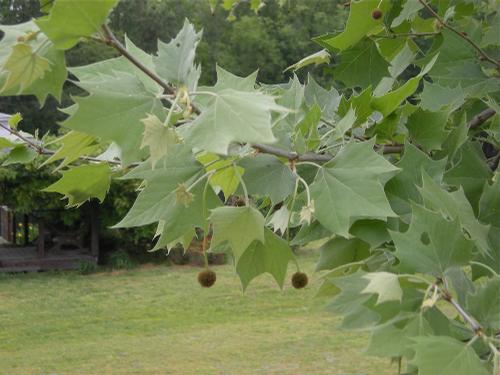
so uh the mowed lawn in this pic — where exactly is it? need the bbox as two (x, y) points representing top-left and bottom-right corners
(0, 249), (394, 375)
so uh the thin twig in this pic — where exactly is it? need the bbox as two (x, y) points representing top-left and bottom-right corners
(418, 0), (500, 68)
(101, 24), (176, 96)
(468, 108), (496, 129)
(442, 291), (483, 334)
(376, 32), (440, 39)
(0, 123), (124, 166)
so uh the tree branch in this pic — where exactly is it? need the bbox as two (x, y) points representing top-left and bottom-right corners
(442, 292), (483, 334)
(100, 24), (176, 97)
(96, 23), (492, 164)
(418, 0), (500, 69)
(377, 31), (440, 39)
(0, 123), (123, 166)
(468, 108), (496, 129)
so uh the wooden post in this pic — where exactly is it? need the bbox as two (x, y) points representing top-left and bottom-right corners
(89, 201), (99, 258)
(37, 219), (45, 257)
(23, 214), (29, 245)
(12, 214), (16, 245)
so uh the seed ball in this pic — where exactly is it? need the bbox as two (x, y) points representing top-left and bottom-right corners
(371, 8), (383, 20)
(198, 269), (217, 288)
(291, 272), (308, 289)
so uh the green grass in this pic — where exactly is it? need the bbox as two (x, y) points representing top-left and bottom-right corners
(0, 249), (395, 374)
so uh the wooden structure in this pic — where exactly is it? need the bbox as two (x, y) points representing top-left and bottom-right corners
(0, 203), (99, 272)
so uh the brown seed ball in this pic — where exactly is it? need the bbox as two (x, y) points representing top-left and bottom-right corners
(291, 272), (308, 289)
(371, 8), (383, 20)
(198, 269), (217, 288)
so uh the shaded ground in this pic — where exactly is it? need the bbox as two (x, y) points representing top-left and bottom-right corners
(0, 249), (394, 375)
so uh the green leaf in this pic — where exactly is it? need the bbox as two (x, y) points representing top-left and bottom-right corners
(419, 82), (465, 112)
(410, 336), (490, 375)
(338, 86), (373, 125)
(154, 19), (202, 87)
(0, 22), (66, 104)
(211, 65), (257, 92)
(285, 49), (330, 72)
(0, 43), (50, 94)
(2, 145), (37, 165)
(151, 181), (221, 251)
(42, 131), (98, 171)
(140, 114), (180, 167)
(207, 163), (244, 198)
(43, 163), (111, 207)
(349, 219), (391, 248)
(316, 237), (369, 271)
(444, 142), (492, 209)
(406, 109), (450, 151)
(310, 140), (399, 237)
(474, 178), (500, 278)
(366, 313), (435, 358)
(419, 171), (491, 255)
(385, 144), (446, 215)
(314, 0), (390, 51)
(62, 70), (164, 165)
(361, 272), (403, 304)
(327, 270), (379, 320)
(329, 107), (356, 141)
(210, 206), (265, 262)
(437, 113), (468, 160)
(388, 43), (415, 78)
(267, 205), (290, 234)
(295, 103), (321, 152)
(35, 0), (119, 50)
(274, 75), (305, 139)
(236, 228), (295, 290)
(239, 154), (296, 205)
(114, 145), (203, 227)
(391, 204), (473, 276)
(371, 54), (438, 116)
(304, 74), (340, 120)
(0, 137), (16, 148)
(184, 88), (283, 155)
(290, 221), (332, 246)
(479, 177), (500, 227)
(333, 40), (389, 88)
(427, 30), (498, 97)
(466, 276), (500, 333)
(7, 112), (22, 129)
(391, 0), (424, 27)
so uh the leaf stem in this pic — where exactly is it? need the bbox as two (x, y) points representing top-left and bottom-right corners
(285, 178), (299, 243)
(398, 273), (433, 286)
(470, 261), (499, 277)
(186, 170), (215, 193)
(295, 161), (323, 169)
(188, 90), (219, 98)
(233, 164), (249, 206)
(164, 90), (182, 127)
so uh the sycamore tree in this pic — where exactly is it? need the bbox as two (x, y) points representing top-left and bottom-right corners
(0, 0), (499, 373)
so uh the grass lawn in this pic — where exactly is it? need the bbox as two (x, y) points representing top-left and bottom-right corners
(0, 249), (395, 375)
